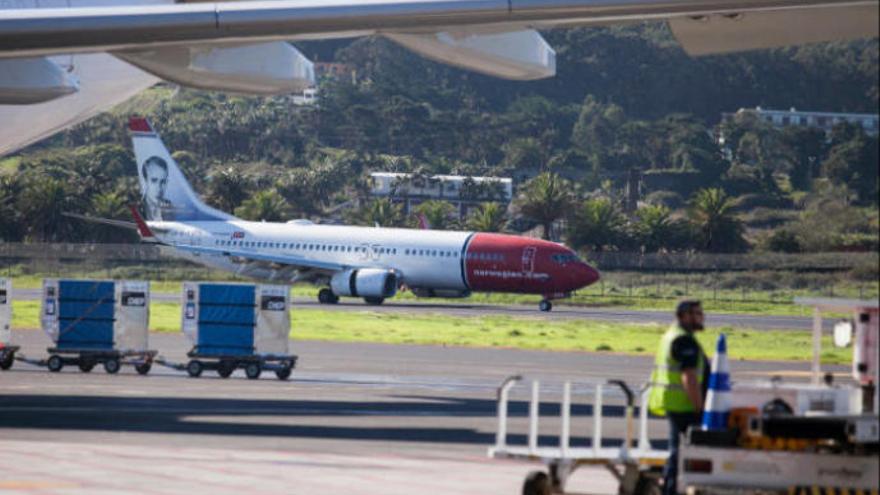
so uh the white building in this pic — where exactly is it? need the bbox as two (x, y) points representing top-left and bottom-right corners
(724, 107), (879, 135)
(369, 172), (513, 217)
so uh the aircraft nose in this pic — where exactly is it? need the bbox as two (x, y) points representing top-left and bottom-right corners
(577, 263), (600, 288)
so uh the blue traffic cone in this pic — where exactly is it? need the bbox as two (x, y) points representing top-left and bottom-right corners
(702, 334), (731, 430)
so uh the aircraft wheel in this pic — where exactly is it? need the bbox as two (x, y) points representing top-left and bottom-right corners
(103, 358), (121, 374)
(135, 363), (152, 375)
(522, 471), (551, 495)
(363, 296), (384, 306)
(47, 355), (63, 372)
(187, 360), (203, 378)
(539, 300), (553, 312)
(245, 362), (262, 380)
(318, 288), (339, 304)
(0, 350), (14, 370)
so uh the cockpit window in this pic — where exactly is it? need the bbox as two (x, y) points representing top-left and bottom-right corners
(552, 253), (579, 264)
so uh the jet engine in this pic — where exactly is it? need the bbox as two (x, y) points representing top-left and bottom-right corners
(330, 269), (398, 298)
(114, 41), (314, 95)
(0, 57), (79, 104)
(384, 29), (555, 81)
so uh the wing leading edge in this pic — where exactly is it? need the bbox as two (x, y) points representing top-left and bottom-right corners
(0, 0), (877, 59)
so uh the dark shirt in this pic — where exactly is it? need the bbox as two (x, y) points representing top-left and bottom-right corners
(671, 332), (710, 399)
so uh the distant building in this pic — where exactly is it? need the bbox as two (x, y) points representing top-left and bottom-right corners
(723, 107), (879, 135)
(369, 172), (513, 218)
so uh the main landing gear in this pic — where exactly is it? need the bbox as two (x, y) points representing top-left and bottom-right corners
(317, 288), (339, 304)
(539, 300), (553, 312)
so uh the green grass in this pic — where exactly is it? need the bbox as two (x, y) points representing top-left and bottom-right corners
(10, 301), (850, 364)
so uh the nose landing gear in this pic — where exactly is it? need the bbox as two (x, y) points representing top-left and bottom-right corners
(539, 300), (553, 312)
(318, 288), (339, 304)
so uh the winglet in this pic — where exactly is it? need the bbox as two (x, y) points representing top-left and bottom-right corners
(129, 204), (156, 240)
(128, 116), (154, 133)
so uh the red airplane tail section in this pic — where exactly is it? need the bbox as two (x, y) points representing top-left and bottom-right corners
(129, 204), (157, 241)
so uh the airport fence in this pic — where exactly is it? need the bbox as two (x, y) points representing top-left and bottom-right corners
(1, 243), (877, 304)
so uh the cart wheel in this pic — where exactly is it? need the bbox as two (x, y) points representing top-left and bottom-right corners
(0, 351), (13, 370)
(522, 471), (551, 495)
(539, 300), (552, 312)
(634, 471), (662, 495)
(47, 354), (63, 372)
(78, 360), (95, 373)
(187, 360), (203, 378)
(135, 363), (152, 375)
(275, 366), (292, 381)
(104, 358), (121, 374)
(245, 362), (261, 380)
(217, 361), (235, 378)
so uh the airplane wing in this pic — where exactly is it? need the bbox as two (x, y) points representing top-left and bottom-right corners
(173, 243), (347, 273)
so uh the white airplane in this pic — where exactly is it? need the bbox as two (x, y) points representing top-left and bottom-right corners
(120, 116), (600, 311)
(0, 0), (877, 156)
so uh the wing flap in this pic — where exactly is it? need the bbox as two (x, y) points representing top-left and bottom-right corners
(174, 244), (346, 273)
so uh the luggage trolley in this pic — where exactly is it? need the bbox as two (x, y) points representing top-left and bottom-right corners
(0, 277), (18, 370)
(176, 282), (297, 380)
(41, 279), (156, 375)
(489, 376), (668, 495)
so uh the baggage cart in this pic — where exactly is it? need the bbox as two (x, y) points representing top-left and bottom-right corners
(489, 376), (668, 495)
(41, 279), (157, 374)
(179, 282), (297, 380)
(0, 277), (14, 370)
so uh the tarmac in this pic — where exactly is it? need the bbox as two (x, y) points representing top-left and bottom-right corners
(14, 288), (818, 330)
(0, 329), (833, 494)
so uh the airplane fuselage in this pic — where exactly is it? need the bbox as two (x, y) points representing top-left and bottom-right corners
(151, 219), (600, 298)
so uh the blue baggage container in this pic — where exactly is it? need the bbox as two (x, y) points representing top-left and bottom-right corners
(59, 301), (115, 320)
(198, 305), (255, 325)
(196, 323), (254, 356)
(57, 318), (114, 350)
(59, 280), (115, 302)
(198, 284), (255, 306)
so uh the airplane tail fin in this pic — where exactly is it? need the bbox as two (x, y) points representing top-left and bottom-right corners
(129, 116), (233, 222)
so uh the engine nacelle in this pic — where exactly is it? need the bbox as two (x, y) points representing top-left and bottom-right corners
(411, 288), (471, 299)
(384, 29), (555, 81)
(0, 57), (79, 104)
(330, 269), (398, 299)
(114, 41), (314, 95)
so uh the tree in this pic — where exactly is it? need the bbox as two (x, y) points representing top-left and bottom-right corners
(687, 188), (747, 252)
(88, 191), (137, 243)
(781, 126), (826, 191)
(633, 204), (675, 252)
(465, 202), (507, 232)
(820, 132), (879, 205)
(566, 198), (628, 251)
(514, 172), (573, 240)
(206, 167), (251, 213)
(19, 177), (82, 242)
(0, 175), (23, 241)
(347, 197), (405, 227)
(412, 200), (458, 230)
(234, 190), (290, 222)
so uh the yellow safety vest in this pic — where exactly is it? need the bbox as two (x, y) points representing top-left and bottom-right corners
(648, 325), (706, 416)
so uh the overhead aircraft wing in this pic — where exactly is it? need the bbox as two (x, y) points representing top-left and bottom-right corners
(0, 0), (877, 60)
(173, 243), (347, 273)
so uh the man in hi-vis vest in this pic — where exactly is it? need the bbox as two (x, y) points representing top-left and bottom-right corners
(649, 300), (709, 495)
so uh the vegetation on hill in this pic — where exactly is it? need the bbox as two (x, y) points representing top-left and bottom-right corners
(0, 24), (876, 260)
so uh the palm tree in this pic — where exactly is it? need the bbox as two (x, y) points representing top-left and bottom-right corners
(688, 188), (746, 252)
(207, 167), (251, 213)
(347, 198), (404, 227)
(634, 204), (673, 252)
(234, 190), (290, 222)
(89, 191), (137, 243)
(566, 198), (627, 251)
(412, 200), (458, 230)
(465, 202), (507, 232)
(514, 172), (572, 240)
(19, 177), (80, 242)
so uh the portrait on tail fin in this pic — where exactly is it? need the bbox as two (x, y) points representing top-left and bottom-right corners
(140, 155), (173, 221)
